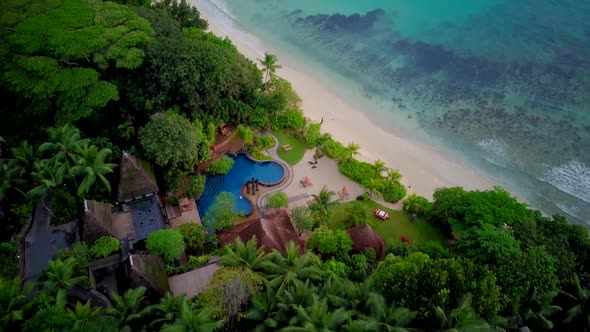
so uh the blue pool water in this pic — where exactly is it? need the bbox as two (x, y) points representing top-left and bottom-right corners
(197, 154), (285, 220)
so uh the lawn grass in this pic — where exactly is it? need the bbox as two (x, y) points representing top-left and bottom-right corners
(272, 129), (307, 166)
(328, 200), (447, 245)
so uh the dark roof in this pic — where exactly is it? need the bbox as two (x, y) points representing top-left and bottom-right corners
(82, 200), (115, 244)
(219, 209), (300, 253)
(346, 224), (387, 260)
(23, 195), (79, 282)
(127, 254), (169, 296)
(117, 152), (158, 202)
(129, 196), (165, 242)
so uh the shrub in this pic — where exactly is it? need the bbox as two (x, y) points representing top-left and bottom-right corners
(257, 135), (275, 150)
(235, 124), (256, 147)
(290, 206), (315, 235)
(198, 267), (263, 323)
(206, 156), (234, 174)
(164, 168), (188, 191)
(348, 254), (368, 281)
(146, 229), (186, 262)
(203, 233), (221, 254)
(402, 194), (432, 217)
(0, 242), (19, 278)
(91, 236), (120, 258)
(304, 123), (322, 148)
(322, 138), (349, 161)
(363, 248), (377, 274)
(251, 147), (271, 160)
(380, 181), (407, 203)
(306, 227), (353, 261)
(50, 188), (78, 225)
(345, 202), (373, 228)
(203, 192), (240, 231)
(416, 241), (450, 259)
(266, 191), (288, 209)
(168, 254), (211, 275)
(185, 174), (206, 199)
(275, 109), (306, 130)
(179, 223), (205, 255)
(339, 158), (375, 186)
(322, 258), (348, 279)
(386, 243), (418, 257)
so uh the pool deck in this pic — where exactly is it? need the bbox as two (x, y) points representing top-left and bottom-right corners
(213, 133), (398, 225)
(260, 134), (400, 211)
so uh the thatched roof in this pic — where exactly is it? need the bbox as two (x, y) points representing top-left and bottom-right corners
(219, 209), (300, 253)
(117, 152), (158, 202)
(346, 224), (387, 260)
(82, 200), (115, 244)
(127, 254), (169, 296)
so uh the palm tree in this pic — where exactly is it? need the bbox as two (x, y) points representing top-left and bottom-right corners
(348, 292), (417, 332)
(321, 277), (349, 309)
(520, 290), (562, 330)
(342, 279), (376, 313)
(434, 293), (489, 332)
(0, 161), (26, 200)
(245, 286), (279, 332)
(373, 160), (387, 179)
(314, 133), (331, 160)
(280, 294), (352, 332)
(383, 168), (402, 191)
(162, 301), (223, 332)
(70, 143), (117, 197)
(346, 143), (360, 160)
(38, 124), (87, 172)
(9, 140), (36, 179)
(276, 280), (317, 325)
(27, 159), (65, 200)
(117, 121), (135, 141)
(262, 242), (323, 295)
(258, 52), (281, 90)
(67, 300), (103, 331)
(147, 293), (187, 329)
(106, 287), (150, 330)
(562, 274), (590, 328)
(310, 185), (339, 226)
(0, 277), (32, 329)
(363, 178), (382, 200)
(220, 238), (270, 274)
(290, 206), (315, 236)
(43, 258), (87, 294)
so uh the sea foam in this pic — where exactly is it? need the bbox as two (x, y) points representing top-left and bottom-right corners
(539, 160), (590, 203)
(477, 138), (508, 168)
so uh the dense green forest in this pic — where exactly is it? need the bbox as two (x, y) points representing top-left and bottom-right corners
(0, 0), (589, 331)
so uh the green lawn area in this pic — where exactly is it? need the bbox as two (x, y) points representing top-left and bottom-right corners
(272, 129), (307, 165)
(328, 200), (447, 245)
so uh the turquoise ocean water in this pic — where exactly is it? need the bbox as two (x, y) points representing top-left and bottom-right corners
(206, 0), (590, 226)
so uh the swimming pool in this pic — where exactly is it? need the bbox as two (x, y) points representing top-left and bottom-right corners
(197, 154), (285, 222)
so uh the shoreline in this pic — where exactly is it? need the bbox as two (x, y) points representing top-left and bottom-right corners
(193, 0), (496, 199)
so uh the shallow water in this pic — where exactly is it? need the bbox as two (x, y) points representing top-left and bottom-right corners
(207, 0), (590, 226)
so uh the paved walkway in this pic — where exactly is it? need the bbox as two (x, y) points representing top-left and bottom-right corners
(256, 134), (295, 212)
(257, 133), (401, 212)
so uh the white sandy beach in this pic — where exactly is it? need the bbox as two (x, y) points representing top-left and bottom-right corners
(192, 0), (495, 200)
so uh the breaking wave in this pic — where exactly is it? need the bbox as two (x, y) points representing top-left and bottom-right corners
(477, 138), (508, 168)
(539, 160), (590, 203)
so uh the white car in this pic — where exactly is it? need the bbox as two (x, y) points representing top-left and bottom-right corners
(375, 209), (389, 220)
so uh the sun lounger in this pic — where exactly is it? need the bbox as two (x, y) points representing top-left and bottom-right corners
(282, 144), (292, 152)
(300, 177), (312, 187)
